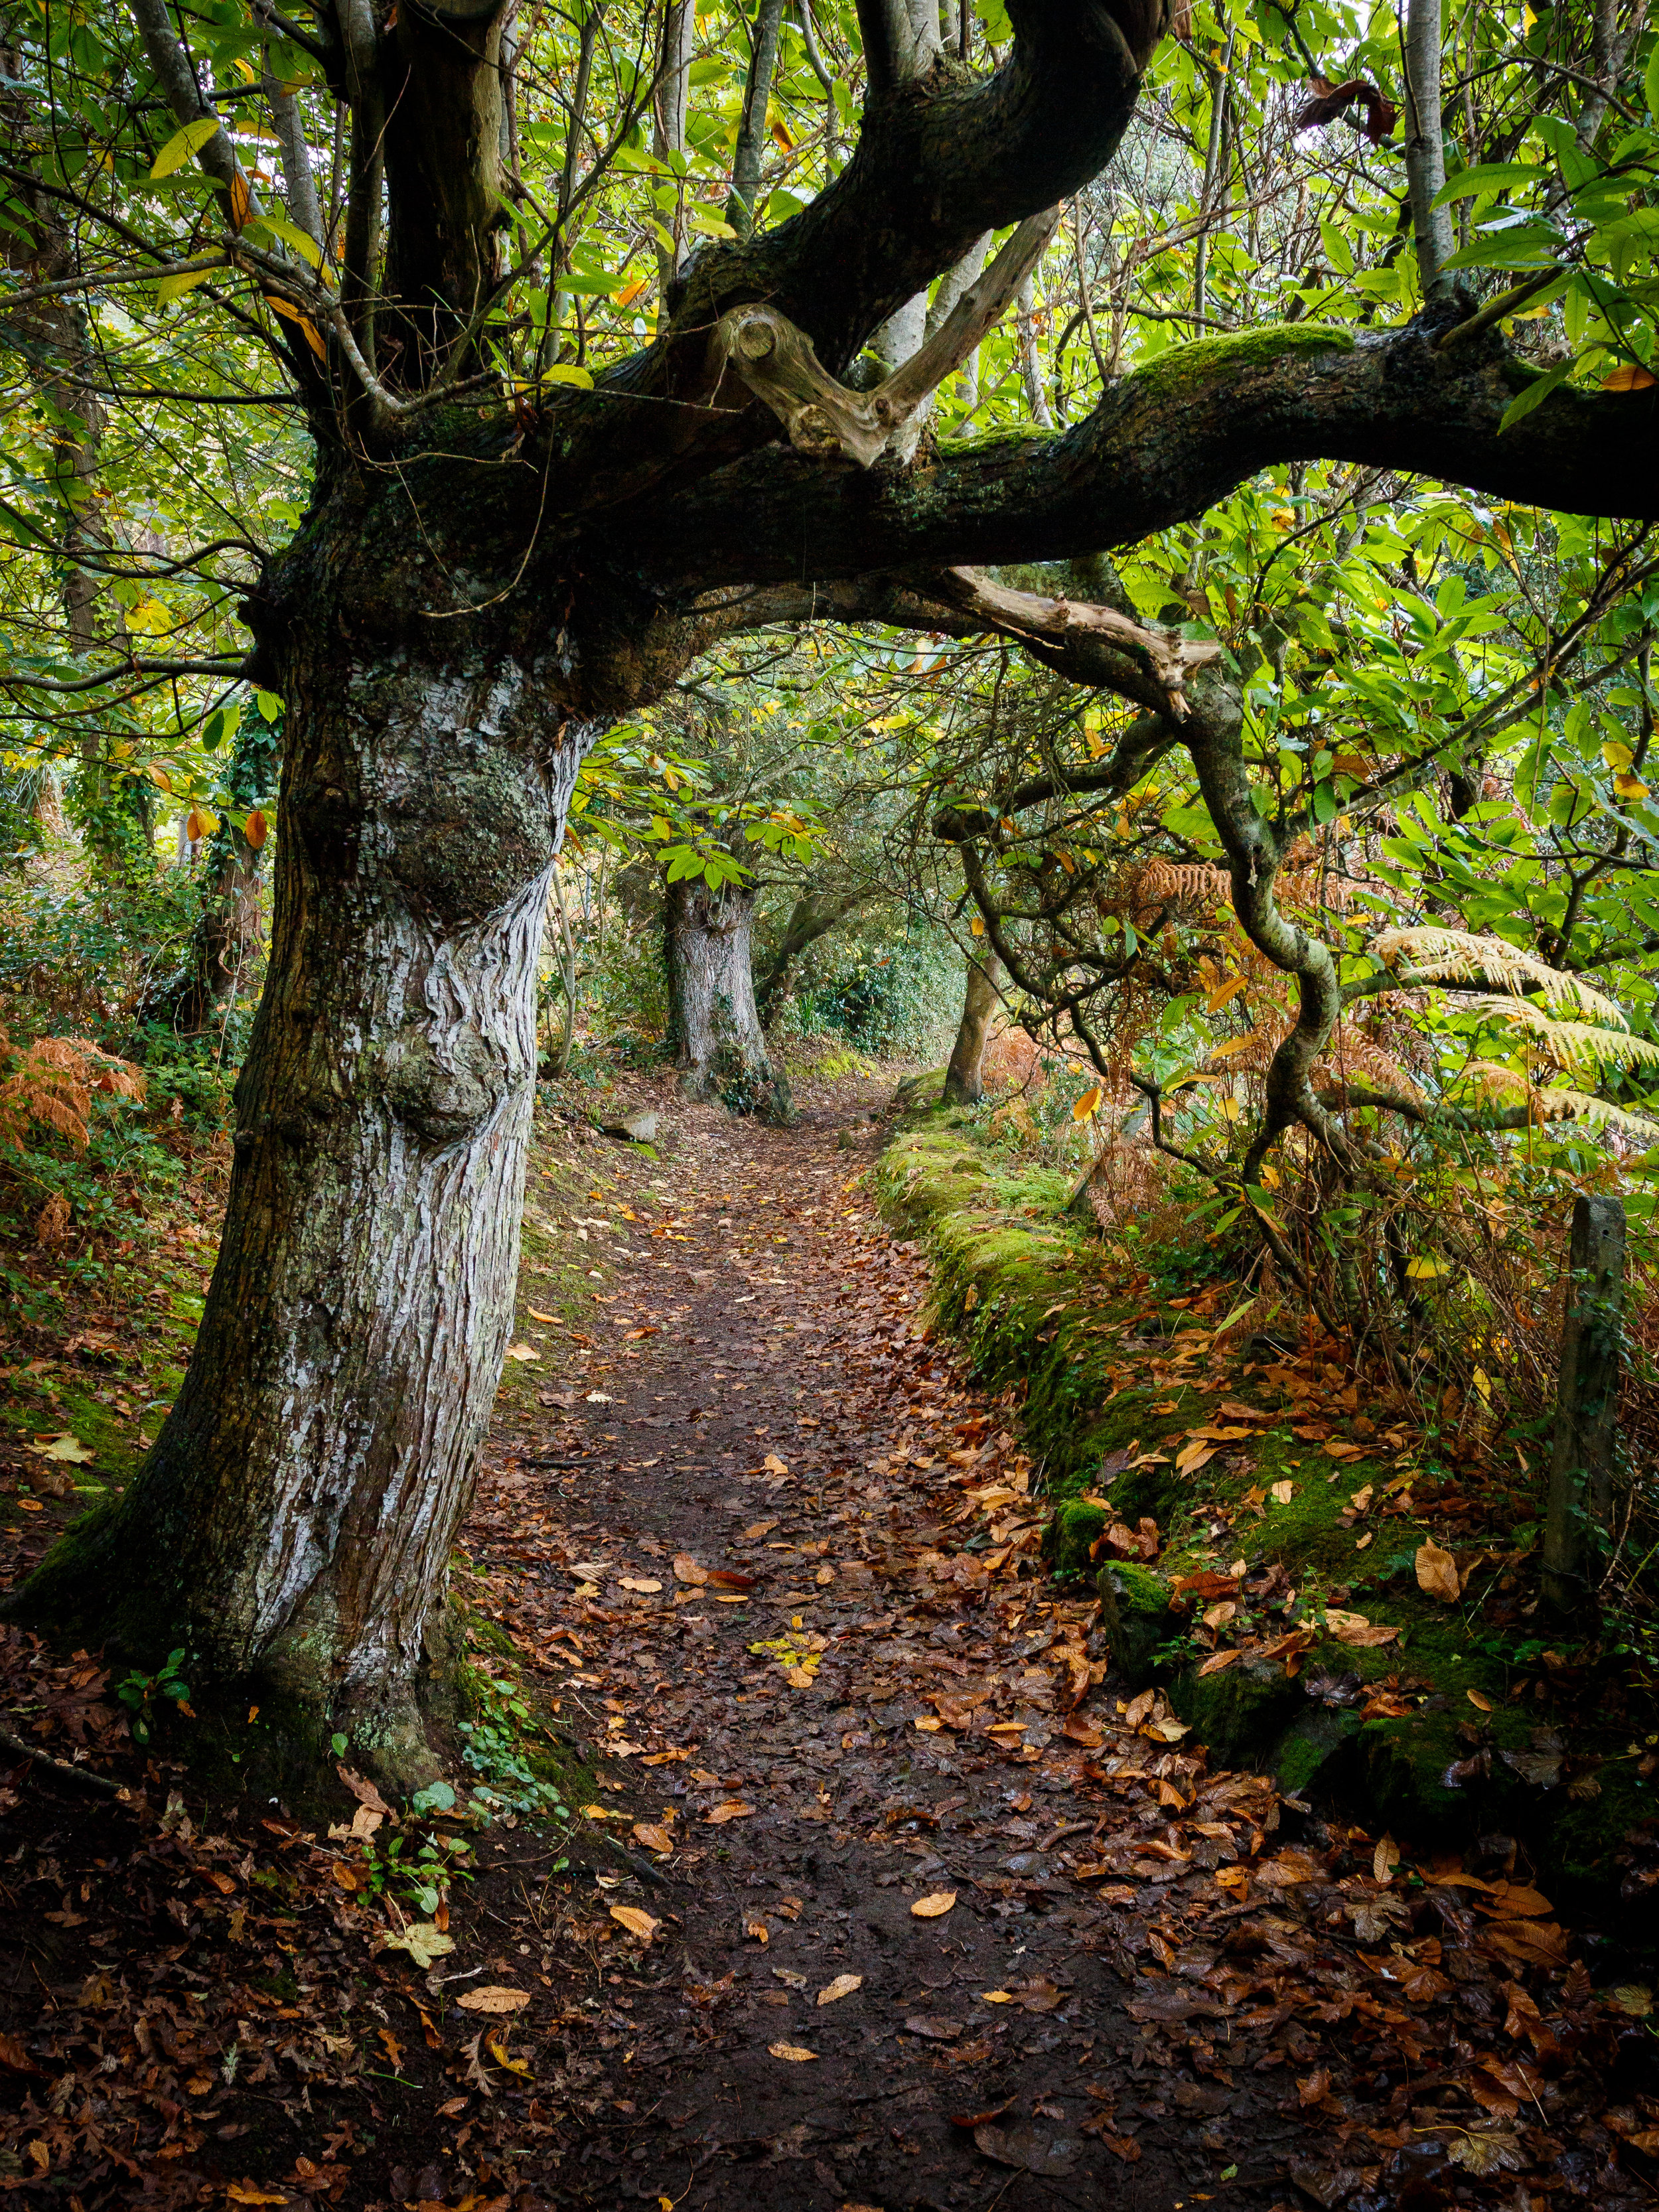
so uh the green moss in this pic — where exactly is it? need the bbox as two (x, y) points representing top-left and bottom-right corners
(1127, 321), (1356, 403)
(878, 1096), (1651, 1906)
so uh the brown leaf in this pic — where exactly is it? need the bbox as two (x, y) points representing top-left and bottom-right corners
(336, 1764), (394, 1816)
(972, 2123), (1078, 2176)
(1415, 1538), (1461, 1601)
(904, 2016), (963, 2039)
(705, 1799), (754, 1824)
(609, 1905), (660, 1943)
(817, 1973), (862, 2005)
(910, 1890), (957, 1917)
(456, 1986), (530, 2014)
(672, 1553), (708, 1584)
(768, 2041), (816, 2061)
(1295, 72), (1399, 143)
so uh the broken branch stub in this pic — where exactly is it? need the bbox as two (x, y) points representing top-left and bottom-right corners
(935, 567), (1223, 719)
(715, 208), (1062, 470)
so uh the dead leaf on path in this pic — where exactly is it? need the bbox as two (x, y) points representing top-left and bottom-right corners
(673, 1553), (708, 1584)
(973, 2122), (1078, 2176)
(763, 1452), (788, 1474)
(632, 1822), (674, 1854)
(1417, 1538), (1461, 1601)
(609, 1906), (660, 1943)
(768, 2042), (816, 2062)
(705, 1799), (754, 1824)
(505, 1343), (540, 1362)
(1060, 1714), (1103, 1747)
(0, 2033), (41, 2076)
(905, 2016), (962, 2039)
(773, 1968), (808, 1989)
(708, 1568), (756, 1589)
(1123, 1688), (1155, 1730)
(775, 1895), (802, 1919)
(1374, 1833), (1401, 1884)
(619, 1576), (662, 1593)
(456, 1986), (530, 2014)
(1467, 1688), (1494, 1712)
(817, 1974), (862, 2005)
(911, 1891), (956, 1918)
(1324, 1609), (1400, 1647)
(744, 1917), (769, 1944)
(376, 1922), (453, 1969)
(1198, 1647), (1242, 1676)
(742, 1519), (780, 1540)
(226, 2187), (289, 2206)
(1299, 2067), (1332, 2106)
(1270, 1478), (1295, 1505)
(526, 1306), (559, 1324)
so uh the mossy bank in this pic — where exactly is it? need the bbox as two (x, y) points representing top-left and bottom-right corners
(876, 1098), (1658, 1923)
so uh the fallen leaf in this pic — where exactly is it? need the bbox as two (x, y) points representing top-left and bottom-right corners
(632, 1822), (675, 1855)
(973, 2123), (1078, 2176)
(768, 2042), (816, 2062)
(911, 1891), (957, 1918)
(526, 1305), (559, 1323)
(226, 2187), (289, 2207)
(744, 1916), (769, 1943)
(705, 1799), (754, 1824)
(1373, 1832), (1400, 1884)
(763, 1452), (788, 1474)
(1198, 1647), (1242, 1676)
(673, 1553), (709, 1584)
(904, 2016), (962, 2039)
(456, 1986), (531, 2014)
(1415, 1537), (1461, 1601)
(1323, 1609), (1400, 1647)
(1270, 1478), (1295, 1505)
(504, 1342), (540, 1362)
(817, 1973), (862, 2005)
(376, 1923), (453, 1969)
(1467, 1688), (1494, 1712)
(618, 1576), (662, 1593)
(609, 1905), (660, 1942)
(29, 1433), (94, 1463)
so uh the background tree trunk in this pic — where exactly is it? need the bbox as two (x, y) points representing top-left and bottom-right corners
(16, 634), (587, 1781)
(942, 950), (1003, 1103)
(664, 876), (793, 1120)
(754, 887), (869, 1025)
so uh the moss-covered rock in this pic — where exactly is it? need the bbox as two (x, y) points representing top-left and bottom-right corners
(1097, 1561), (1175, 1682)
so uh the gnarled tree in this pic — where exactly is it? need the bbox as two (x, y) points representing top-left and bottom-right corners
(7, 0), (1655, 1777)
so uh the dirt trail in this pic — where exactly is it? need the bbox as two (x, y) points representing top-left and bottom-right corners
(1, 1079), (1648, 2212)
(458, 1080), (1647, 2212)
(476, 1083), (1214, 2209)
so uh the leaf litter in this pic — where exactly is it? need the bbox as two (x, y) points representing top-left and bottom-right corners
(2, 1069), (1656, 2209)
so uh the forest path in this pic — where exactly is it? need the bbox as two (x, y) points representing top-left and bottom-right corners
(463, 1084), (1291, 2212)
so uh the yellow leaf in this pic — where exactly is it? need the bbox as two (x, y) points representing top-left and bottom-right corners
(762, 1452), (788, 1475)
(980, 1990), (1015, 2004)
(156, 262), (220, 303)
(910, 1891), (956, 1919)
(456, 1985), (530, 2013)
(1615, 772), (1650, 800)
(244, 808), (267, 851)
(970, 915), (985, 936)
(1603, 740), (1635, 771)
(1603, 362), (1657, 392)
(817, 1974), (862, 2005)
(1467, 1688), (1494, 1712)
(618, 1576), (662, 1593)
(1072, 1085), (1102, 1123)
(262, 293), (327, 363)
(149, 117), (220, 178)
(768, 2042), (817, 2061)
(1405, 1256), (1446, 1280)
(616, 275), (649, 307)
(609, 1905), (660, 1942)
(228, 169), (252, 232)
(30, 1434), (94, 1463)
(227, 2187), (290, 2206)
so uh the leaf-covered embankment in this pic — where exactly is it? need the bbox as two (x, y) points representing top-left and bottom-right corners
(875, 1098), (1659, 1917)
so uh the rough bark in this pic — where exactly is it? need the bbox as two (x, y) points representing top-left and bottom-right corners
(1542, 1195), (1626, 1619)
(942, 951), (1002, 1103)
(664, 877), (794, 1121)
(16, 503), (591, 1776)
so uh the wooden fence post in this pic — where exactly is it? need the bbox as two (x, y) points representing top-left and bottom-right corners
(1542, 1194), (1626, 1620)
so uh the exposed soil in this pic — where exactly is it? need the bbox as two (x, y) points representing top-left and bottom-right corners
(2, 1072), (1656, 2211)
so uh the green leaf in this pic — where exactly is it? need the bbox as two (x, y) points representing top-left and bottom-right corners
(1497, 353), (1578, 432)
(253, 212), (325, 269)
(256, 689), (283, 722)
(1432, 161), (1549, 206)
(149, 117), (220, 180)
(155, 261), (220, 302)
(1646, 37), (1659, 123)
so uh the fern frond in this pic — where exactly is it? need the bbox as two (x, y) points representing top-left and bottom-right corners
(1463, 996), (1659, 1068)
(1533, 1086), (1659, 1138)
(1373, 926), (1627, 1027)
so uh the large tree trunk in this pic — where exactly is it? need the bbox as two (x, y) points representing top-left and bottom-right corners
(17, 625), (586, 1781)
(664, 877), (793, 1121)
(942, 951), (1002, 1104)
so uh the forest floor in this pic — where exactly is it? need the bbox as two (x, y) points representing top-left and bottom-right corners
(2, 1066), (1657, 2211)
